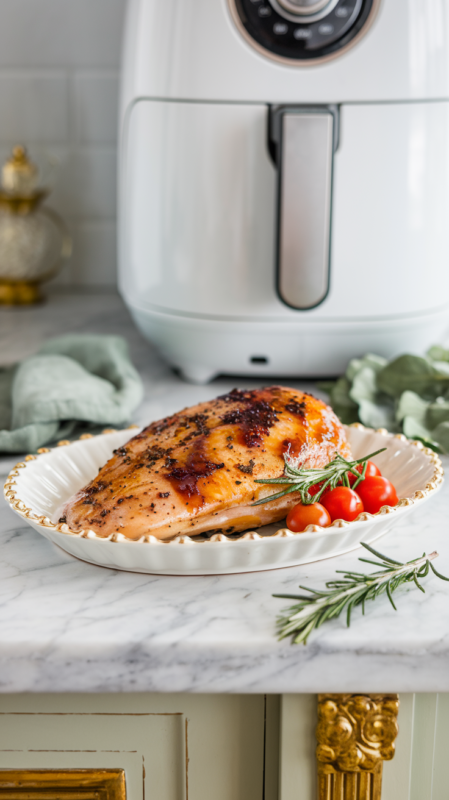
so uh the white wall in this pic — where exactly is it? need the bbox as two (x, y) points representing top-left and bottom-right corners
(0, 0), (126, 287)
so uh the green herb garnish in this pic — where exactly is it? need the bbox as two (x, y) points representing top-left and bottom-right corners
(252, 448), (386, 506)
(274, 542), (449, 645)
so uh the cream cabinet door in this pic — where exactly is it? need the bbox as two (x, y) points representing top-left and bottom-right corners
(0, 694), (269, 800)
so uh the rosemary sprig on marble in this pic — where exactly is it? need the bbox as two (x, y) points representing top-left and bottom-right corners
(274, 543), (449, 645)
(252, 448), (386, 506)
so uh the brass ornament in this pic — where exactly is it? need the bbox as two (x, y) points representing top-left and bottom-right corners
(2, 145), (38, 196)
(0, 145), (72, 305)
(0, 769), (126, 800)
(316, 694), (399, 800)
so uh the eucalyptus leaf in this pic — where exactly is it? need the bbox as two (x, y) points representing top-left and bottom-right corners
(428, 360), (449, 378)
(427, 397), (449, 429)
(358, 398), (398, 430)
(427, 345), (449, 362)
(429, 421), (449, 454)
(349, 366), (378, 403)
(317, 380), (335, 394)
(346, 354), (387, 383)
(377, 355), (447, 399)
(328, 377), (359, 424)
(396, 391), (429, 425)
(402, 416), (439, 449)
(323, 344), (449, 448)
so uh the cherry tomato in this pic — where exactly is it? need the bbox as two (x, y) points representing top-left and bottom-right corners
(347, 460), (381, 485)
(356, 476), (398, 515)
(321, 487), (364, 522)
(286, 502), (331, 532)
(309, 481), (326, 497)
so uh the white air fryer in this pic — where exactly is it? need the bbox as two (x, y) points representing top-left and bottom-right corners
(119, 0), (449, 383)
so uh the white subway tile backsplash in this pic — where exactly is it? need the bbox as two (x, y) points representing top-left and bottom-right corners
(0, 0), (126, 68)
(0, 0), (126, 286)
(0, 73), (68, 143)
(72, 73), (119, 144)
(52, 147), (117, 219)
(59, 220), (117, 286)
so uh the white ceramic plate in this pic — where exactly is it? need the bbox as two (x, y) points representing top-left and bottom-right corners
(4, 424), (443, 575)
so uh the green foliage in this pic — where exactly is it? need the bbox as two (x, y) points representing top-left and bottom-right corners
(275, 543), (449, 645)
(252, 448), (385, 506)
(323, 376), (359, 424)
(376, 355), (446, 399)
(427, 345), (449, 362)
(325, 346), (449, 453)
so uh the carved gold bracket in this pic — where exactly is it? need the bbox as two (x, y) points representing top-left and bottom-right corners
(316, 694), (399, 800)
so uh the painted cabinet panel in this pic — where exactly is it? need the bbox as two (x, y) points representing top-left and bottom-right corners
(0, 694), (265, 800)
(1, 693), (448, 800)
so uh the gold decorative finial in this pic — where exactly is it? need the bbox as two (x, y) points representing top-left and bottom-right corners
(0, 144), (71, 304)
(316, 693), (399, 800)
(2, 145), (39, 196)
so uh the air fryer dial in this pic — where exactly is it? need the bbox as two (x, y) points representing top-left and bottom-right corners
(276, 0), (331, 15)
(231, 0), (377, 61)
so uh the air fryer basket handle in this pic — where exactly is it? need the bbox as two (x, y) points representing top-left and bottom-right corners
(271, 105), (337, 310)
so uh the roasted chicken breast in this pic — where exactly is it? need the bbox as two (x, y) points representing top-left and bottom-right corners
(62, 386), (350, 540)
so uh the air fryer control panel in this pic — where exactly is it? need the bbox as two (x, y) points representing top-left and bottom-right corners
(232, 0), (376, 60)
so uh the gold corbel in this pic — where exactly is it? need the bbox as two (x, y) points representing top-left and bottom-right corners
(316, 693), (399, 800)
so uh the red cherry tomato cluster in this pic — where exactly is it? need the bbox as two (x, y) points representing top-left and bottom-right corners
(348, 460), (381, 484)
(286, 461), (398, 533)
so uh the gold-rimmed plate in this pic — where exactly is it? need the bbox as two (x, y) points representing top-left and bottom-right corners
(3, 424), (443, 575)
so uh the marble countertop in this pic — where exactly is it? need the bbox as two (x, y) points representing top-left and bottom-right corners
(1, 290), (449, 694)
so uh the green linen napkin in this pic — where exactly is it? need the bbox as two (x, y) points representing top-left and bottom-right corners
(0, 334), (144, 453)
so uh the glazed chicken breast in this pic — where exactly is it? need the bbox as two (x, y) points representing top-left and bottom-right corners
(62, 386), (350, 540)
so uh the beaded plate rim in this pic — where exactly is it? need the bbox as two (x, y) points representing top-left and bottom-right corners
(3, 423), (444, 546)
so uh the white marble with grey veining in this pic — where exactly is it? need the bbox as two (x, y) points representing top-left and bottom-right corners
(1, 290), (449, 694)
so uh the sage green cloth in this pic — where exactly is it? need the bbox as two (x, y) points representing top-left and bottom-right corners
(0, 334), (144, 453)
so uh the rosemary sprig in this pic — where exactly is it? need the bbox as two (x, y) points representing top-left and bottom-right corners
(252, 448), (386, 506)
(275, 542), (449, 644)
